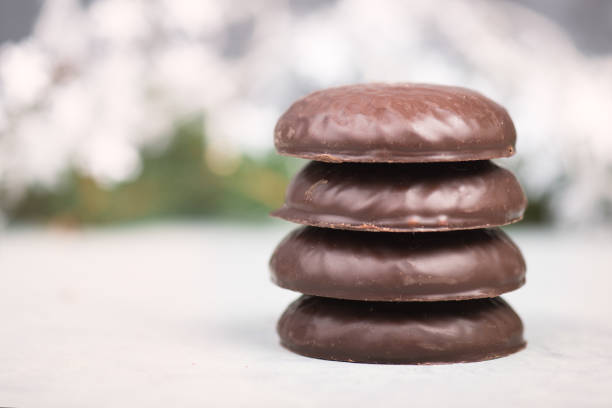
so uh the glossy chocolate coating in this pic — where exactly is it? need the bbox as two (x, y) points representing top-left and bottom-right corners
(270, 227), (525, 301)
(271, 160), (527, 232)
(274, 83), (516, 163)
(278, 296), (525, 364)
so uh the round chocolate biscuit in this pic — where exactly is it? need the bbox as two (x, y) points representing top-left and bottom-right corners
(270, 227), (525, 301)
(271, 160), (527, 232)
(274, 83), (516, 163)
(277, 296), (525, 364)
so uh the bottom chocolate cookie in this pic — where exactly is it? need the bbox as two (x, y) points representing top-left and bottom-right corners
(277, 296), (525, 364)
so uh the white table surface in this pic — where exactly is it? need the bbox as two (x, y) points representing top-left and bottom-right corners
(1, 222), (611, 407)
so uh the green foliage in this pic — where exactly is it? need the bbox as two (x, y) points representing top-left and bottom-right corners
(521, 196), (550, 224)
(6, 117), (294, 225)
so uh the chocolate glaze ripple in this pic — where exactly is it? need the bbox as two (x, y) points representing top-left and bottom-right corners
(274, 83), (516, 163)
(271, 160), (527, 232)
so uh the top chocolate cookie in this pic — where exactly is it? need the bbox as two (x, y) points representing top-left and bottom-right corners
(274, 83), (516, 163)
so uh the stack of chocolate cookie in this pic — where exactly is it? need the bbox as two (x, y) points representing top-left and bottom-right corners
(270, 84), (527, 364)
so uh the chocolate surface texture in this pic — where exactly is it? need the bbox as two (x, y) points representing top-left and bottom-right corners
(278, 296), (525, 364)
(272, 160), (527, 232)
(270, 227), (525, 301)
(274, 83), (516, 163)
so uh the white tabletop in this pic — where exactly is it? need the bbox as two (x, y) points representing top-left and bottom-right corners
(1, 222), (611, 407)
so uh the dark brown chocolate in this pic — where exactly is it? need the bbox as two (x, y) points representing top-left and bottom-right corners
(274, 83), (516, 163)
(278, 296), (525, 364)
(270, 227), (525, 301)
(271, 160), (527, 232)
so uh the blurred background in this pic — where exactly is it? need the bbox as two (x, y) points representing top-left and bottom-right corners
(2, 2), (612, 406)
(1, 0), (611, 227)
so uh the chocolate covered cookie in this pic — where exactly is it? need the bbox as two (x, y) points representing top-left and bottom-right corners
(270, 227), (525, 301)
(278, 296), (525, 364)
(274, 83), (516, 163)
(272, 160), (526, 232)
